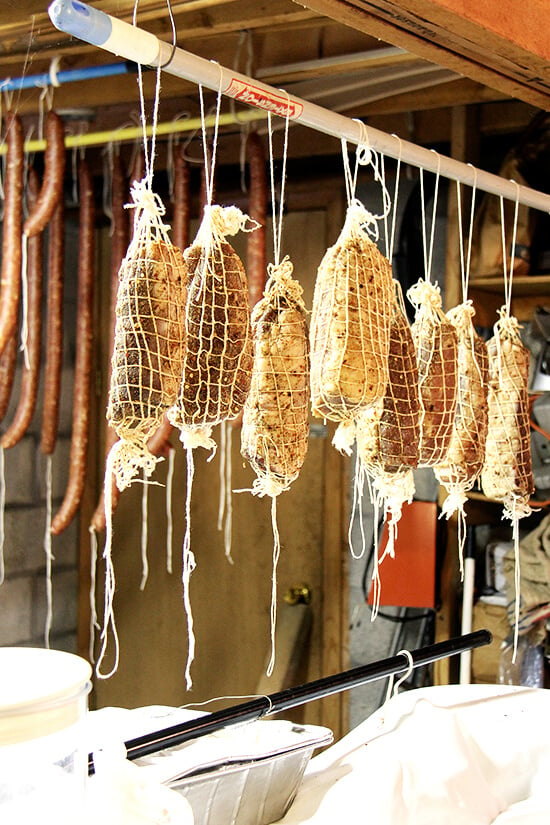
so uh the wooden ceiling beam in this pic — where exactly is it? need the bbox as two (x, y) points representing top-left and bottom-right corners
(0, 0), (320, 62)
(293, 0), (550, 109)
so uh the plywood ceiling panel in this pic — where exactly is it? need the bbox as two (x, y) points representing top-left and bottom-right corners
(293, 0), (550, 108)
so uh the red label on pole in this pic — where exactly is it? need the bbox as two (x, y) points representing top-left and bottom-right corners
(225, 78), (303, 119)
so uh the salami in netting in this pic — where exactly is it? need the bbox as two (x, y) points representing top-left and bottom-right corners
(107, 182), (188, 490)
(241, 256), (309, 497)
(310, 202), (393, 428)
(169, 204), (254, 448)
(407, 279), (458, 467)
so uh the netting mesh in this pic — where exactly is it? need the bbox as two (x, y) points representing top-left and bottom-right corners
(436, 302), (489, 516)
(241, 257), (310, 498)
(355, 287), (419, 560)
(310, 202), (393, 424)
(169, 205), (254, 449)
(407, 279), (458, 468)
(377, 286), (420, 474)
(107, 184), (187, 490)
(481, 311), (534, 520)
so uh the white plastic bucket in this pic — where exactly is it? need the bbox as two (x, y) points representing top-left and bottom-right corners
(0, 647), (92, 824)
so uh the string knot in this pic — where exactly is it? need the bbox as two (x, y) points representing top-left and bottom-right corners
(261, 256), (306, 310)
(407, 278), (442, 312)
(128, 178), (165, 215)
(345, 200), (380, 242)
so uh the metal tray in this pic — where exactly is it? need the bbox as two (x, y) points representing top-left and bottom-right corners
(158, 721), (333, 825)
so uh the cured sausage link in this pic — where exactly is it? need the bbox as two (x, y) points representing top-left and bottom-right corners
(51, 158), (95, 535)
(24, 111), (65, 238)
(0, 332), (17, 423)
(90, 152), (127, 533)
(1, 168), (44, 449)
(0, 113), (24, 358)
(172, 148), (191, 251)
(40, 197), (65, 455)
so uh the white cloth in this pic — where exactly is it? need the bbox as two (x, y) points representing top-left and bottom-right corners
(273, 685), (550, 825)
(84, 707), (195, 825)
(86, 748), (194, 825)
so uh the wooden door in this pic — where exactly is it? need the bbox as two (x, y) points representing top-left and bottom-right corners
(85, 201), (350, 738)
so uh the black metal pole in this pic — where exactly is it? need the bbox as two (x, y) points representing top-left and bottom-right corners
(88, 628), (491, 774)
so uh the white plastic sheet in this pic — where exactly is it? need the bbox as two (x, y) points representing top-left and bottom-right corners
(274, 685), (550, 825)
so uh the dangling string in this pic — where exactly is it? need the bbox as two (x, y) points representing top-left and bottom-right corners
(89, 527), (100, 662)
(140, 467), (149, 590)
(165, 446), (175, 575)
(499, 182), (522, 663)
(223, 423), (233, 562)
(266, 496), (281, 677)
(499, 196), (510, 316)
(133, 0), (169, 188)
(257, 97), (293, 679)
(43, 455), (54, 647)
(198, 70), (223, 210)
(341, 127), (392, 241)
(419, 151), (441, 284)
(456, 173), (479, 302)
(348, 457), (367, 560)
(500, 182), (521, 317)
(96, 440), (122, 679)
(381, 154), (389, 259)
(464, 164), (478, 302)
(267, 99), (290, 267)
(388, 136), (403, 267)
(216, 421), (234, 563)
(217, 422), (227, 525)
(183, 447), (197, 690)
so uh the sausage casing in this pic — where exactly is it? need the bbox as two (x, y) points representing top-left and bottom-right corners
(51, 159), (95, 535)
(0, 113), (24, 357)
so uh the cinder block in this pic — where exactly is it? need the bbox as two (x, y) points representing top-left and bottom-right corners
(2, 506), (78, 576)
(2, 437), (37, 505)
(31, 567), (78, 640)
(0, 576), (33, 645)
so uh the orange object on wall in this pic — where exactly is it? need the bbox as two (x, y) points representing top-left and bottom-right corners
(367, 500), (438, 609)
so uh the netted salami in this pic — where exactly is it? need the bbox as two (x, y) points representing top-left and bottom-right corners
(481, 311), (534, 518)
(241, 256), (309, 497)
(356, 282), (420, 561)
(407, 279), (458, 467)
(107, 182), (188, 490)
(436, 302), (489, 516)
(310, 201), (393, 427)
(169, 205), (253, 448)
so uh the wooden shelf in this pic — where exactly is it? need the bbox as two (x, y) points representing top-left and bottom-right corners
(470, 274), (550, 296)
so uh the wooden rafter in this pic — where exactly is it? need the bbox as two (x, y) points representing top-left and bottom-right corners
(293, 0), (550, 108)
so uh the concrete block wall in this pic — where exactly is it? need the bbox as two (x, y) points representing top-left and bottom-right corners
(0, 218), (81, 654)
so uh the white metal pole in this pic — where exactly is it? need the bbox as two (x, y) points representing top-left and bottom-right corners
(48, 0), (550, 214)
